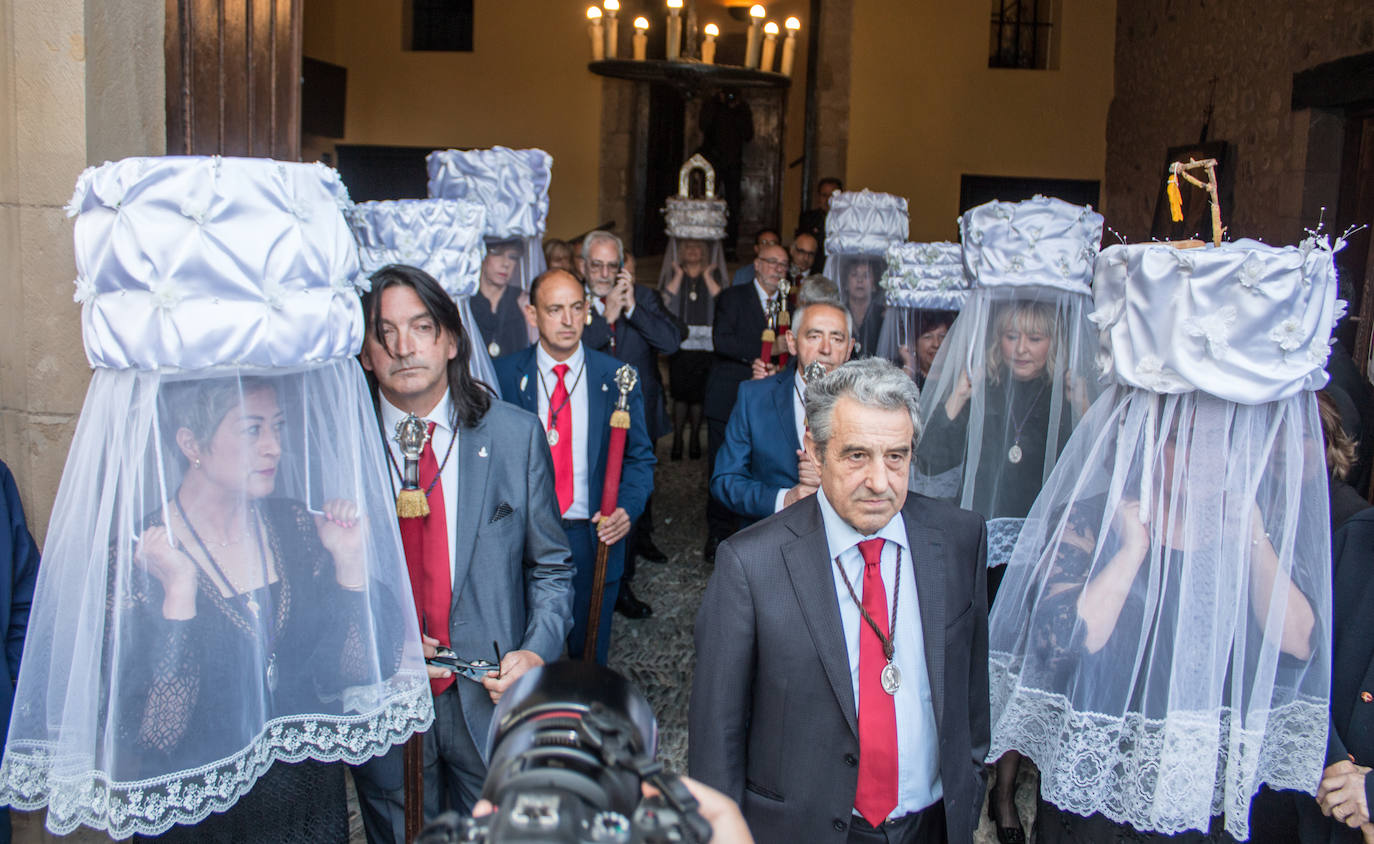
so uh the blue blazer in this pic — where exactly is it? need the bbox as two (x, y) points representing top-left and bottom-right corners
(0, 462), (38, 741)
(710, 369), (803, 524)
(493, 345), (656, 544)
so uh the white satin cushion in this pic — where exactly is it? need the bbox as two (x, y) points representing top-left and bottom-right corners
(960, 195), (1103, 295)
(72, 156), (365, 371)
(425, 147), (552, 239)
(347, 199), (487, 297)
(1091, 238), (1342, 403)
(825, 189), (909, 255)
(881, 241), (969, 310)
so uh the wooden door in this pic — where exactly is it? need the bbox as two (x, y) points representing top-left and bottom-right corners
(165, 0), (303, 159)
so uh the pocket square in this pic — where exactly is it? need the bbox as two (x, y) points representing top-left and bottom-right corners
(488, 502), (514, 524)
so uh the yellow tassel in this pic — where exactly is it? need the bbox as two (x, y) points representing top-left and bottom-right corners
(610, 409), (631, 429)
(778, 309), (790, 328)
(762, 329), (776, 343)
(1167, 173), (1184, 223)
(396, 488), (430, 519)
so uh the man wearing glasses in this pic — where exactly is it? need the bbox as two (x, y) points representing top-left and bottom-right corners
(789, 232), (819, 281)
(731, 228), (781, 287)
(702, 243), (790, 561)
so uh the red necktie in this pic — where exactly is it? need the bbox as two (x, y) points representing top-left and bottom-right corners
(550, 364), (574, 514)
(854, 537), (898, 826)
(398, 422), (453, 695)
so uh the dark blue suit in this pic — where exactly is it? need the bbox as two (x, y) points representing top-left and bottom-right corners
(0, 462), (38, 844)
(493, 345), (655, 664)
(710, 370), (803, 525)
(584, 284), (686, 441)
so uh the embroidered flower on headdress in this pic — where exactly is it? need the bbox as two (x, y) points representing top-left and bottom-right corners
(1307, 338), (1335, 367)
(1008, 256), (1026, 274)
(1182, 305), (1237, 358)
(1055, 256), (1074, 278)
(1332, 298), (1349, 328)
(1096, 349), (1114, 376)
(149, 278), (184, 313)
(179, 196), (210, 226)
(1268, 317), (1306, 352)
(1236, 255), (1264, 293)
(1174, 251), (1197, 275)
(262, 278), (287, 311)
(73, 276), (96, 305)
(1134, 355), (1186, 392)
(1088, 298), (1124, 330)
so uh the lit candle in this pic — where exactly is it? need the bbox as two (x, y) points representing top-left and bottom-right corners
(760, 21), (779, 72)
(633, 16), (649, 61)
(587, 6), (605, 62)
(666, 0), (682, 61)
(701, 22), (718, 65)
(745, 4), (765, 69)
(604, 0), (619, 59)
(780, 16), (800, 76)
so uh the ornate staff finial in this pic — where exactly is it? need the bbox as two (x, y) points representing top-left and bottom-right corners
(394, 414), (432, 518)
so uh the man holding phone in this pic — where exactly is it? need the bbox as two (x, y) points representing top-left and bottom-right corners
(582, 231), (685, 616)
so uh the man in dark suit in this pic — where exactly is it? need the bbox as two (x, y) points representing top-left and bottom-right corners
(582, 231), (685, 617)
(353, 264), (575, 838)
(0, 460), (38, 844)
(703, 241), (789, 559)
(494, 269), (656, 665)
(690, 358), (990, 844)
(711, 297), (854, 526)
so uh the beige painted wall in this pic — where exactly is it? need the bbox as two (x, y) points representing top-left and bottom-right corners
(303, 0), (818, 242)
(0, 0), (164, 539)
(846, 0), (1116, 242)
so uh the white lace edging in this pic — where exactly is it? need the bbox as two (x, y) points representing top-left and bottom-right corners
(986, 517), (1024, 569)
(0, 677), (434, 839)
(988, 653), (1327, 840)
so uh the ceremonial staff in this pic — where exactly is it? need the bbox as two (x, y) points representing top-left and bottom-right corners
(393, 414), (431, 841)
(775, 277), (793, 369)
(761, 295), (780, 368)
(584, 364), (638, 661)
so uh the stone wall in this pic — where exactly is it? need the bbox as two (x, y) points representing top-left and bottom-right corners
(1106, 1), (1374, 243)
(0, 0), (164, 540)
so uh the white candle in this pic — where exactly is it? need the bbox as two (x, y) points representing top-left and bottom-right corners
(604, 0), (620, 59)
(745, 4), (765, 69)
(760, 21), (778, 72)
(587, 6), (605, 62)
(780, 16), (800, 76)
(666, 0), (682, 61)
(701, 22), (718, 64)
(632, 16), (649, 61)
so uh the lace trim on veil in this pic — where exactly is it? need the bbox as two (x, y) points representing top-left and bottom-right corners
(986, 517), (1023, 569)
(0, 675), (433, 838)
(988, 652), (1327, 841)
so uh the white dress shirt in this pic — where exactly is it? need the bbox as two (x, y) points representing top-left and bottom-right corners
(379, 391), (459, 587)
(535, 342), (590, 519)
(816, 488), (942, 819)
(773, 370), (810, 514)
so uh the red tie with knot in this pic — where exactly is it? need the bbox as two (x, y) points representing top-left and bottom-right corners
(397, 421), (453, 696)
(549, 363), (574, 514)
(854, 537), (898, 826)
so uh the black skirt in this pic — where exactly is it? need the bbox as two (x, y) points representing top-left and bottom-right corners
(669, 350), (713, 403)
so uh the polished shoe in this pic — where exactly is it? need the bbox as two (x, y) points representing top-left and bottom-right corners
(987, 796), (1026, 844)
(703, 536), (719, 564)
(615, 584), (653, 619)
(635, 537), (668, 564)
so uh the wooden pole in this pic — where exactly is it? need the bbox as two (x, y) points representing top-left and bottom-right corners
(403, 733), (424, 841)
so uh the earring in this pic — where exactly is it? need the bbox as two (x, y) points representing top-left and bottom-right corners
(194, 458), (201, 469)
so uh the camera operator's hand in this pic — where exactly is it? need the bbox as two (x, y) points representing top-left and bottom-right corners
(481, 649), (543, 704)
(642, 776), (754, 844)
(421, 634), (452, 681)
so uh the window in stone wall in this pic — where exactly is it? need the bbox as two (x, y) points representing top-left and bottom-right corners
(988, 0), (1059, 70)
(403, 0), (474, 52)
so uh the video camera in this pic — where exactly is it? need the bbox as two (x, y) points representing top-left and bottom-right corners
(418, 660), (712, 844)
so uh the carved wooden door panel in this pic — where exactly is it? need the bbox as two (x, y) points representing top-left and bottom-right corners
(165, 0), (302, 158)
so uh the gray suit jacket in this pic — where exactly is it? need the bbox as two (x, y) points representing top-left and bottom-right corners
(688, 493), (989, 844)
(445, 400), (575, 758)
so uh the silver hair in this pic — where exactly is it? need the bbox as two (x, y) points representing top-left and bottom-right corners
(797, 274), (840, 305)
(582, 230), (624, 265)
(805, 358), (922, 453)
(792, 299), (854, 339)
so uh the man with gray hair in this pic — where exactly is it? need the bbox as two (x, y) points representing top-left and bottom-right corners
(711, 294), (855, 525)
(689, 358), (990, 844)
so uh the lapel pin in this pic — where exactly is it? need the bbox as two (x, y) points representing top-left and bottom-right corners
(601, 383), (608, 392)
(519, 375), (528, 393)
(478, 446), (488, 458)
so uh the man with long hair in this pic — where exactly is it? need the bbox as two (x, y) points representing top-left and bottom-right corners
(351, 264), (574, 840)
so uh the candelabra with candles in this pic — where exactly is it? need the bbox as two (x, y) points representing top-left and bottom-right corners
(582, 1), (803, 81)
